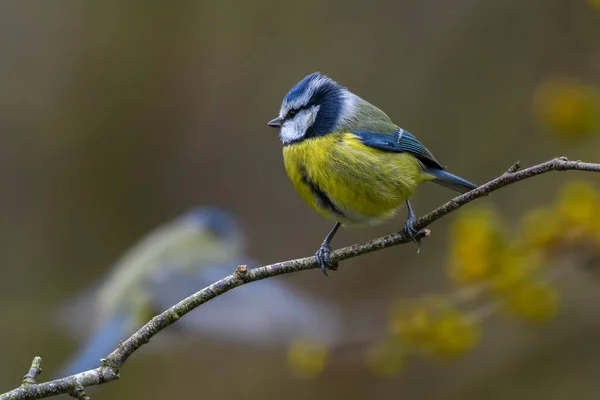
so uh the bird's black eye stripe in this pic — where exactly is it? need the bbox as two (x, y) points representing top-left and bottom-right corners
(287, 108), (299, 118)
(285, 100), (318, 121)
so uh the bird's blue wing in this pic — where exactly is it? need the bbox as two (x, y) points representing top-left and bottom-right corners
(353, 129), (444, 169)
(56, 311), (130, 377)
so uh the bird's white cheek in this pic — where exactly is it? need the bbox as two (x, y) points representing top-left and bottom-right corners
(280, 121), (304, 144)
(279, 106), (320, 144)
(280, 114), (310, 143)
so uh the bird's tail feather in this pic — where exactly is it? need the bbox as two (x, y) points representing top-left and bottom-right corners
(425, 167), (477, 194)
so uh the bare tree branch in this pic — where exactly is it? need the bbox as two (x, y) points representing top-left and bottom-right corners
(2, 156), (600, 400)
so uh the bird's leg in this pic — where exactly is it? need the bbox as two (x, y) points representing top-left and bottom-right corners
(316, 222), (341, 276)
(403, 199), (423, 253)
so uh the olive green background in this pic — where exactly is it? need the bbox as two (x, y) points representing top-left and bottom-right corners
(1, 1), (599, 399)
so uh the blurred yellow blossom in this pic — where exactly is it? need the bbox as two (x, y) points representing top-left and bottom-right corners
(366, 338), (409, 377)
(426, 308), (481, 358)
(503, 281), (560, 322)
(591, 0), (600, 10)
(390, 298), (481, 358)
(490, 247), (544, 294)
(533, 77), (600, 141)
(389, 300), (435, 347)
(287, 339), (329, 379)
(448, 206), (505, 284)
(555, 180), (600, 236)
(516, 206), (563, 250)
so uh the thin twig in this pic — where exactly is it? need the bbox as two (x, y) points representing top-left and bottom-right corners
(504, 160), (521, 174)
(22, 358), (42, 386)
(2, 156), (600, 400)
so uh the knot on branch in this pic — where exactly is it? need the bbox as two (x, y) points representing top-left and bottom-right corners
(68, 385), (90, 400)
(553, 156), (571, 170)
(99, 358), (121, 381)
(234, 265), (248, 279)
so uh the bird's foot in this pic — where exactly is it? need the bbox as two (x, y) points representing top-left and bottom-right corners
(403, 215), (425, 254)
(316, 242), (338, 276)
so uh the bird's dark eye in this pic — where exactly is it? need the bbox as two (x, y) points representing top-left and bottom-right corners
(287, 108), (299, 119)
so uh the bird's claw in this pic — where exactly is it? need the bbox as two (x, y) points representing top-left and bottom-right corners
(403, 215), (423, 254)
(316, 242), (338, 276)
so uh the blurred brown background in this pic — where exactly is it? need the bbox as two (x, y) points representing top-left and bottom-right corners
(1, 1), (600, 399)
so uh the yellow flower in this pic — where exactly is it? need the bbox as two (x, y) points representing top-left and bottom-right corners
(427, 309), (481, 359)
(556, 181), (600, 236)
(517, 206), (563, 250)
(448, 206), (505, 284)
(365, 338), (409, 377)
(591, 0), (600, 10)
(533, 77), (600, 141)
(503, 281), (560, 323)
(287, 339), (329, 379)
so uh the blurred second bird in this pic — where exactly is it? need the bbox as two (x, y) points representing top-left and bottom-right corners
(55, 207), (342, 377)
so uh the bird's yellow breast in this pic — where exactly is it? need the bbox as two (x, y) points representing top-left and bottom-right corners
(283, 132), (432, 226)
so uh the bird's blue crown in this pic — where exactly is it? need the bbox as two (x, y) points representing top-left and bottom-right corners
(183, 207), (241, 239)
(283, 72), (341, 107)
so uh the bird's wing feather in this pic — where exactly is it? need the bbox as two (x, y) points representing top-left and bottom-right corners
(352, 129), (445, 169)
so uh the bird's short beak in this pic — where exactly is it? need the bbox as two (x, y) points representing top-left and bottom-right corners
(267, 117), (282, 128)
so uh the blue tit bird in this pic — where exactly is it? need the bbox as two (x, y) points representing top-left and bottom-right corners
(268, 72), (478, 275)
(55, 207), (343, 377)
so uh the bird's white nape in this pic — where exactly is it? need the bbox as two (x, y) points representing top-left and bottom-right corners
(335, 89), (361, 129)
